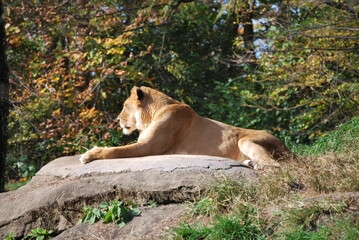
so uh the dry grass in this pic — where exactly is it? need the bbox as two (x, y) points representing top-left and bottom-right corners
(172, 118), (359, 239)
(258, 148), (359, 202)
(188, 146), (359, 216)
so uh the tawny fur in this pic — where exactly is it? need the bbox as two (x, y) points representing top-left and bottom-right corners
(80, 86), (293, 168)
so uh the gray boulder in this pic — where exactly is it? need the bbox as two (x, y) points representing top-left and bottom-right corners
(0, 155), (254, 239)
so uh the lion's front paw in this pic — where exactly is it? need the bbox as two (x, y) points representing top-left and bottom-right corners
(79, 146), (103, 164)
(79, 152), (92, 164)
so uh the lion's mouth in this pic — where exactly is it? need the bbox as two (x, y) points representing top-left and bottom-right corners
(122, 125), (134, 135)
(120, 122), (130, 130)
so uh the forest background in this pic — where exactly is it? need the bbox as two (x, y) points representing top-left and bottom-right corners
(2, 0), (358, 184)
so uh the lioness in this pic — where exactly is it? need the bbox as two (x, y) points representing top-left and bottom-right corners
(80, 86), (292, 168)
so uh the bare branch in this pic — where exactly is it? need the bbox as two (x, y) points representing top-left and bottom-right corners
(241, 102), (309, 111)
(289, 20), (359, 32)
(260, 47), (359, 53)
(299, 33), (359, 39)
(72, 21), (173, 37)
(322, 0), (358, 15)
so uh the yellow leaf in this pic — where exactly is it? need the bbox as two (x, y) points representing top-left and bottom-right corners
(20, 177), (28, 182)
(38, 78), (46, 83)
(52, 108), (61, 118)
(101, 91), (107, 99)
(107, 47), (125, 55)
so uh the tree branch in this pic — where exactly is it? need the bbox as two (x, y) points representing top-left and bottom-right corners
(260, 46), (359, 53)
(322, 0), (358, 15)
(288, 20), (359, 32)
(299, 33), (359, 39)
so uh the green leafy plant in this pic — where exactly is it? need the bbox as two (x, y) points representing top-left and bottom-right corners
(81, 205), (104, 225)
(6, 155), (37, 178)
(149, 201), (158, 208)
(24, 228), (54, 240)
(14, 161), (36, 179)
(3, 228), (55, 240)
(81, 200), (140, 227)
(3, 233), (15, 240)
(6, 155), (37, 182)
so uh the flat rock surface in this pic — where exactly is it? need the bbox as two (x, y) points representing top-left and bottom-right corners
(0, 155), (254, 239)
(37, 154), (250, 177)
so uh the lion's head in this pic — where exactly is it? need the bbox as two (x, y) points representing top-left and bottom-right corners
(118, 86), (144, 135)
(118, 86), (178, 135)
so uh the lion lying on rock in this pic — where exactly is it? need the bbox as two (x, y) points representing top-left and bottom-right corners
(80, 86), (293, 169)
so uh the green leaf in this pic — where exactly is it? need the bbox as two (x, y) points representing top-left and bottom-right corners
(81, 213), (88, 223)
(37, 236), (45, 240)
(130, 208), (141, 216)
(149, 201), (157, 208)
(99, 202), (109, 209)
(120, 206), (132, 222)
(4, 232), (15, 240)
(118, 222), (126, 228)
(92, 208), (101, 217)
(89, 215), (97, 224)
(112, 206), (119, 221)
(103, 209), (113, 223)
(117, 205), (122, 219)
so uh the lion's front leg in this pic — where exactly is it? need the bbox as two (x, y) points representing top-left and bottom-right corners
(79, 142), (154, 164)
(79, 146), (109, 164)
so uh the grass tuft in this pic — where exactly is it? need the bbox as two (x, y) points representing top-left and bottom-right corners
(171, 210), (266, 240)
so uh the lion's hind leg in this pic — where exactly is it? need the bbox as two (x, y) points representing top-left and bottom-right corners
(238, 139), (280, 169)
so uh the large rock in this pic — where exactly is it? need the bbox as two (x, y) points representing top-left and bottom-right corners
(0, 155), (254, 239)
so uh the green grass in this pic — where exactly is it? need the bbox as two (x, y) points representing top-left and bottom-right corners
(292, 116), (359, 156)
(190, 176), (257, 214)
(280, 214), (359, 240)
(5, 179), (30, 191)
(169, 116), (359, 240)
(171, 211), (266, 240)
(172, 193), (359, 240)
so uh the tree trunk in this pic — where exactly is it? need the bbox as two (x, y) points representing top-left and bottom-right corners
(0, 0), (9, 192)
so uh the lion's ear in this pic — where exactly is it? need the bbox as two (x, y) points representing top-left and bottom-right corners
(131, 86), (144, 100)
(136, 87), (144, 100)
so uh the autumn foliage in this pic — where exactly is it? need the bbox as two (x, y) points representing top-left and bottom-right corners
(4, 0), (358, 180)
